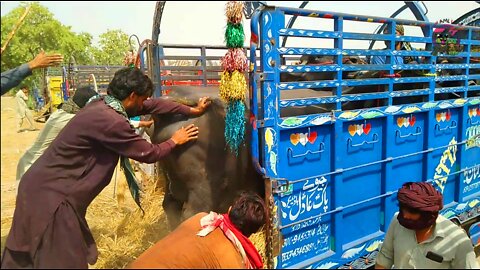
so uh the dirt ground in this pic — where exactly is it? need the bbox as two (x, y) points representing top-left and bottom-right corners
(1, 96), (40, 251)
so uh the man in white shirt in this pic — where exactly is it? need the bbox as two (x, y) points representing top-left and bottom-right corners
(15, 85), (36, 132)
(16, 86), (98, 184)
(375, 182), (479, 269)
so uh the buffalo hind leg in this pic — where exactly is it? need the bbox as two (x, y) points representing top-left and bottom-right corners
(162, 192), (184, 230)
(181, 187), (214, 222)
(157, 161), (184, 230)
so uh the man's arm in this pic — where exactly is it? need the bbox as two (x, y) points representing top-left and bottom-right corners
(370, 56), (384, 65)
(138, 120), (154, 128)
(375, 215), (397, 269)
(99, 117), (176, 163)
(139, 96), (210, 117)
(130, 119), (141, 129)
(28, 50), (63, 70)
(189, 97), (211, 116)
(452, 233), (479, 269)
(21, 91), (29, 101)
(1, 51), (63, 96)
(140, 98), (192, 116)
(98, 114), (198, 163)
(1, 64), (32, 95)
(130, 119), (154, 129)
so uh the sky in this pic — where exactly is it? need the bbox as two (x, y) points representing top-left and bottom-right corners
(1, 1), (478, 51)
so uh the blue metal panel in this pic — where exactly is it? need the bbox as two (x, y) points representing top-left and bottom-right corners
(279, 63), (438, 72)
(249, 11), (264, 175)
(276, 176), (333, 268)
(278, 126), (331, 178)
(278, 47), (432, 57)
(469, 221), (480, 246)
(259, 8), (283, 179)
(341, 118), (383, 246)
(430, 108), (460, 205)
(386, 113), (426, 226)
(279, 77), (434, 91)
(462, 105), (480, 199)
(153, 46), (163, 97)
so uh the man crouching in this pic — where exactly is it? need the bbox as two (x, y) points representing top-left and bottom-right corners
(128, 191), (266, 269)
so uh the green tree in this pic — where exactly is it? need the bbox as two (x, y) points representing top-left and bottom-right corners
(1, 2), (97, 95)
(1, 2), (133, 98)
(93, 30), (130, 65)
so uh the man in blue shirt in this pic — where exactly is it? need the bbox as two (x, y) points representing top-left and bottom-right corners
(371, 25), (410, 65)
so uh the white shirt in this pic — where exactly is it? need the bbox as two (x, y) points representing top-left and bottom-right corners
(376, 213), (479, 269)
(15, 90), (29, 116)
(16, 109), (75, 182)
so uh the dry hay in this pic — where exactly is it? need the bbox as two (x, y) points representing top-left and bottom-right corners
(250, 229), (267, 268)
(86, 169), (267, 269)
(1, 165), (268, 269)
(87, 173), (169, 269)
(1, 214), (13, 252)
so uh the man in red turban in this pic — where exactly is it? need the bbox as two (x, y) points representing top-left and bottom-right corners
(375, 182), (478, 269)
(128, 191), (266, 269)
(396, 181), (443, 231)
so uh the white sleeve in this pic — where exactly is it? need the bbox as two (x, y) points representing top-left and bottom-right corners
(129, 120), (140, 128)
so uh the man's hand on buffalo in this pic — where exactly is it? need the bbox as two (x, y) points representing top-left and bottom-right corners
(170, 124), (199, 145)
(138, 120), (154, 128)
(190, 96), (211, 116)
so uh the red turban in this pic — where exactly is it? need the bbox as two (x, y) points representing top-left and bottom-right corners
(397, 182), (443, 212)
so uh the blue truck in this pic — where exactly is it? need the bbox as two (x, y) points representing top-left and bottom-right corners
(144, 2), (479, 268)
(248, 5), (479, 269)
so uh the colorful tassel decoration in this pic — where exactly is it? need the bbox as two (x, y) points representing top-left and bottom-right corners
(219, 70), (247, 101)
(225, 22), (245, 48)
(225, 100), (246, 154)
(222, 48), (248, 72)
(221, 1), (247, 155)
(226, 1), (244, 24)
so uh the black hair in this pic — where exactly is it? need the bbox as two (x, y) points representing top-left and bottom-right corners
(229, 191), (267, 237)
(107, 67), (153, 100)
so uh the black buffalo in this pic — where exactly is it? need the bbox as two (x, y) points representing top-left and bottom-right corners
(149, 86), (264, 229)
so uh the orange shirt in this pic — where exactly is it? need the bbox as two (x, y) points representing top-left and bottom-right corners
(128, 212), (245, 269)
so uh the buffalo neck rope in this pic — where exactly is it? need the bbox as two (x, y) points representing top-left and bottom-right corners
(89, 95), (144, 214)
(197, 212), (263, 269)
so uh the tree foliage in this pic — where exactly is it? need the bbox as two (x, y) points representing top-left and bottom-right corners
(93, 30), (131, 65)
(1, 2), (131, 94)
